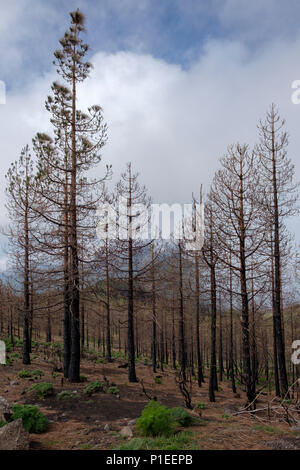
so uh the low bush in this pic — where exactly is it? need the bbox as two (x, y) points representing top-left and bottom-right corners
(137, 400), (175, 437)
(4, 357), (13, 366)
(4, 338), (13, 353)
(154, 377), (162, 384)
(107, 386), (119, 395)
(18, 369), (44, 379)
(168, 407), (198, 426)
(10, 353), (22, 360)
(14, 338), (23, 348)
(83, 380), (106, 396)
(57, 391), (79, 401)
(28, 382), (54, 399)
(12, 404), (49, 433)
(195, 402), (206, 410)
(18, 370), (32, 378)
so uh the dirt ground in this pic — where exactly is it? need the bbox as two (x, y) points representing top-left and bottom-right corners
(1, 354), (300, 450)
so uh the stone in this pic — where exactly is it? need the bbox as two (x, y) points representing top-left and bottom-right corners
(0, 419), (29, 450)
(120, 426), (133, 438)
(10, 381), (19, 387)
(0, 396), (12, 422)
(104, 424), (110, 432)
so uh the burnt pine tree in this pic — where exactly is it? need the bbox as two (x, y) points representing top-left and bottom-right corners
(151, 244), (157, 373)
(210, 144), (266, 405)
(202, 203), (218, 402)
(256, 104), (299, 397)
(5, 146), (40, 365)
(34, 10), (108, 381)
(114, 163), (152, 382)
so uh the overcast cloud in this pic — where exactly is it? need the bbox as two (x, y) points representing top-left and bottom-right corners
(0, 0), (300, 268)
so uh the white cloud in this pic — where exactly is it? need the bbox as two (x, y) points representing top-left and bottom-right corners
(1, 31), (300, 246)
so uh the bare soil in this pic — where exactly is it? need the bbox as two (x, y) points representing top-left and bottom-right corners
(1, 355), (299, 450)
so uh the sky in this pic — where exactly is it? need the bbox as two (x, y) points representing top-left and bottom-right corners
(1, 0), (300, 268)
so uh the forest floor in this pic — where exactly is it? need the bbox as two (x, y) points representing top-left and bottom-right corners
(1, 350), (300, 450)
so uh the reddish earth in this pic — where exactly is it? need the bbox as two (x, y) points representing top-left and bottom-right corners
(1, 355), (299, 450)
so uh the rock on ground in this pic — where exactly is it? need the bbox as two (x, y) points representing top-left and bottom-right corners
(0, 419), (29, 450)
(120, 426), (133, 438)
(0, 396), (12, 422)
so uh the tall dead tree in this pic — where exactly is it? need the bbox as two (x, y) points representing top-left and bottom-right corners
(34, 10), (108, 381)
(210, 144), (266, 405)
(256, 104), (299, 397)
(202, 203), (218, 402)
(6, 146), (40, 364)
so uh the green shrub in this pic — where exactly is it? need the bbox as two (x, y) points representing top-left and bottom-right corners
(80, 375), (88, 383)
(18, 369), (44, 379)
(12, 404), (49, 433)
(4, 338), (13, 353)
(14, 338), (23, 348)
(10, 353), (22, 359)
(83, 380), (106, 396)
(4, 357), (13, 366)
(107, 386), (119, 395)
(111, 351), (125, 360)
(57, 391), (79, 401)
(32, 370), (44, 378)
(137, 400), (175, 437)
(195, 402), (206, 410)
(0, 420), (6, 428)
(18, 369), (32, 378)
(168, 407), (198, 426)
(96, 358), (104, 364)
(154, 377), (162, 384)
(28, 382), (54, 399)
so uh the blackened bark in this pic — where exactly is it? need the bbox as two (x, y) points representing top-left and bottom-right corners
(271, 120), (289, 397)
(229, 260), (236, 393)
(68, 29), (81, 382)
(195, 254), (204, 386)
(22, 170), (30, 365)
(152, 246), (157, 373)
(239, 157), (255, 405)
(171, 284), (176, 370)
(178, 242), (186, 380)
(209, 263), (218, 402)
(128, 237), (137, 382)
(105, 240), (112, 361)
